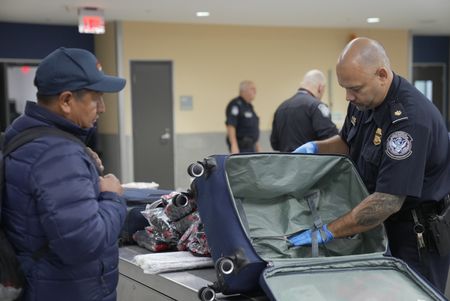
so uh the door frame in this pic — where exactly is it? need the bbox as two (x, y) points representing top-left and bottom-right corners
(412, 62), (447, 124)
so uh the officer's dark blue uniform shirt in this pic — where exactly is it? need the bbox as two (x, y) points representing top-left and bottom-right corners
(340, 73), (450, 210)
(271, 89), (338, 152)
(225, 96), (260, 142)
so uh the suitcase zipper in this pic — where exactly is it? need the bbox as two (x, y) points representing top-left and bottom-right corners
(252, 235), (288, 241)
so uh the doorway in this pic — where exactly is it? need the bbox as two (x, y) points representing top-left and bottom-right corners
(0, 62), (38, 132)
(412, 63), (447, 123)
(130, 61), (174, 189)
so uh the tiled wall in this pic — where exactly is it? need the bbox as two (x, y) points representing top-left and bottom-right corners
(174, 131), (272, 190)
(98, 130), (272, 189)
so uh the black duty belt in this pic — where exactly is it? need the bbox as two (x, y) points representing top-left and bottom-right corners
(237, 136), (255, 149)
(237, 136), (255, 143)
(389, 196), (449, 222)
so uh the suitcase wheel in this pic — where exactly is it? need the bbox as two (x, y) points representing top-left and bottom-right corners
(187, 162), (205, 178)
(198, 286), (216, 301)
(173, 193), (189, 207)
(217, 257), (234, 275)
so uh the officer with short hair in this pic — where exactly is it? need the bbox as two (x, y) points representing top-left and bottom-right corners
(225, 80), (261, 153)
(290, 37), (450, 293)
(270, 69), (338, 152)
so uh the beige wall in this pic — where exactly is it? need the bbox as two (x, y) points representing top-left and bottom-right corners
(115, 22), (409, 134)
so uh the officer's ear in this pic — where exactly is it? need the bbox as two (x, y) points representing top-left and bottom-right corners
(376, 67), (389, 81)
(317, 84), (326, 99)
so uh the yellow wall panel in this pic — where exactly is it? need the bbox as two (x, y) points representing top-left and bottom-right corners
(116, 22), (409, 134)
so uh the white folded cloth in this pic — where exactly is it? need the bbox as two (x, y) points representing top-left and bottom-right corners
(133, 251), (213, 274)
(122, 182), (159, 189)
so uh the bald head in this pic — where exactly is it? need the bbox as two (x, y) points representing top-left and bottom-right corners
(300, 69), (326, 100)
(338, 37), (391, 74)
(239, 80), (256, 103)
(336, 37), (394, 111)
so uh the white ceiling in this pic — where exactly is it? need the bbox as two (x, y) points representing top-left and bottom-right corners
(1, 0), (450, 35)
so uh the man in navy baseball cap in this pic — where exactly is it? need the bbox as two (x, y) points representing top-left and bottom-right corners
(2, 47), (127, 300)
(28, 47), (126, 129)
(34, 47), (125, 95)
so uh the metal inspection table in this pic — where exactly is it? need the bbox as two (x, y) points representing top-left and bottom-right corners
(117, 246), (268, 301)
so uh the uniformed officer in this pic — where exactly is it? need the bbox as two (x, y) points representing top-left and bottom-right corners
(225, 80), (261, 153)
(290, 37), (450, 293)
(270, 69), (338, 152)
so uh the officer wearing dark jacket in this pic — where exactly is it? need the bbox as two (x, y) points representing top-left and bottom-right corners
(2, 48), (127, 301)
(270, 69), (338, 152)
(225, 80), (261, 153)
(291, 37), (450, 293)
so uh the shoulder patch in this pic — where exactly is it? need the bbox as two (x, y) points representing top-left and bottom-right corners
(385, 131), (413, 160)
(317, 103), (331, 118)
(231, 105), (239, 116)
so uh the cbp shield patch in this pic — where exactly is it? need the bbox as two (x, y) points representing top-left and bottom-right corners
(385, 131), (413, 160)
(231, 106), (239, 116)
(318, 104), (331, 118)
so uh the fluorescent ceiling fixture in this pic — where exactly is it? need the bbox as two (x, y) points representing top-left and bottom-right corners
(367, 17), (380, 23)
(196, 11), (210, 17)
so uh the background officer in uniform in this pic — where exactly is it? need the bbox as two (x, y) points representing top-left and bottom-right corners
(270, 69), (338, 152)
(225, 80), (261, 153)
(290, 37), (450, 293)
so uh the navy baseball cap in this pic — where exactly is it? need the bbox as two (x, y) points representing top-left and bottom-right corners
(34, 47), (126, 95)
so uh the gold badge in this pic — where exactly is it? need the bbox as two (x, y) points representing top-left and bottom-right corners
(373, 128), (382, 145)
(351, 116), (357, 126)
(394, 110), (402, 116)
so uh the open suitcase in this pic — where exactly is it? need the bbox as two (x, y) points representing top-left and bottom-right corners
(184, 153), (446, 301)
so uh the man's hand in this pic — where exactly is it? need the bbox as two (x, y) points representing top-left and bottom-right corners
(99, 173), (123, 195)
(86, 147), (105, 174)
(292, 141), (318, 154)
(288, 224), (334, 246)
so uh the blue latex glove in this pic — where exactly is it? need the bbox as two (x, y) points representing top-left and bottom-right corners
(292, 141), (318, 154)
(288, 224), (334, 246)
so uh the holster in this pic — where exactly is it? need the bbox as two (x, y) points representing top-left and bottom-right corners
(426, 198), (450, 257)
(237, 137), (254, 150)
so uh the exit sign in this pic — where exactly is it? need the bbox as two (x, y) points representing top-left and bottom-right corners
(78, 8), (105, 34)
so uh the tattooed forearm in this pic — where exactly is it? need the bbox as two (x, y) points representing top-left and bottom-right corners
(328, 193), (405, 238)
(354, 192), (405, 227)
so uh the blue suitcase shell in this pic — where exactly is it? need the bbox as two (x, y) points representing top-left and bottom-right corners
(191, 155), (267, 296)
(187, 153), (446, 301)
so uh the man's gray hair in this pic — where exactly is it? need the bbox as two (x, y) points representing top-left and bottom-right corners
(301, 69), (326, 87)
(239, 80), (254, 93)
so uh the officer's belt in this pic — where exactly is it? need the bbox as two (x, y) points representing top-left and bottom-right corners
(389, 195), (449, 222)
(237, 136), (255, 142)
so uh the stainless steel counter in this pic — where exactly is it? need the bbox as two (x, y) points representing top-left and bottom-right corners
(118, 246), (268, 301)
